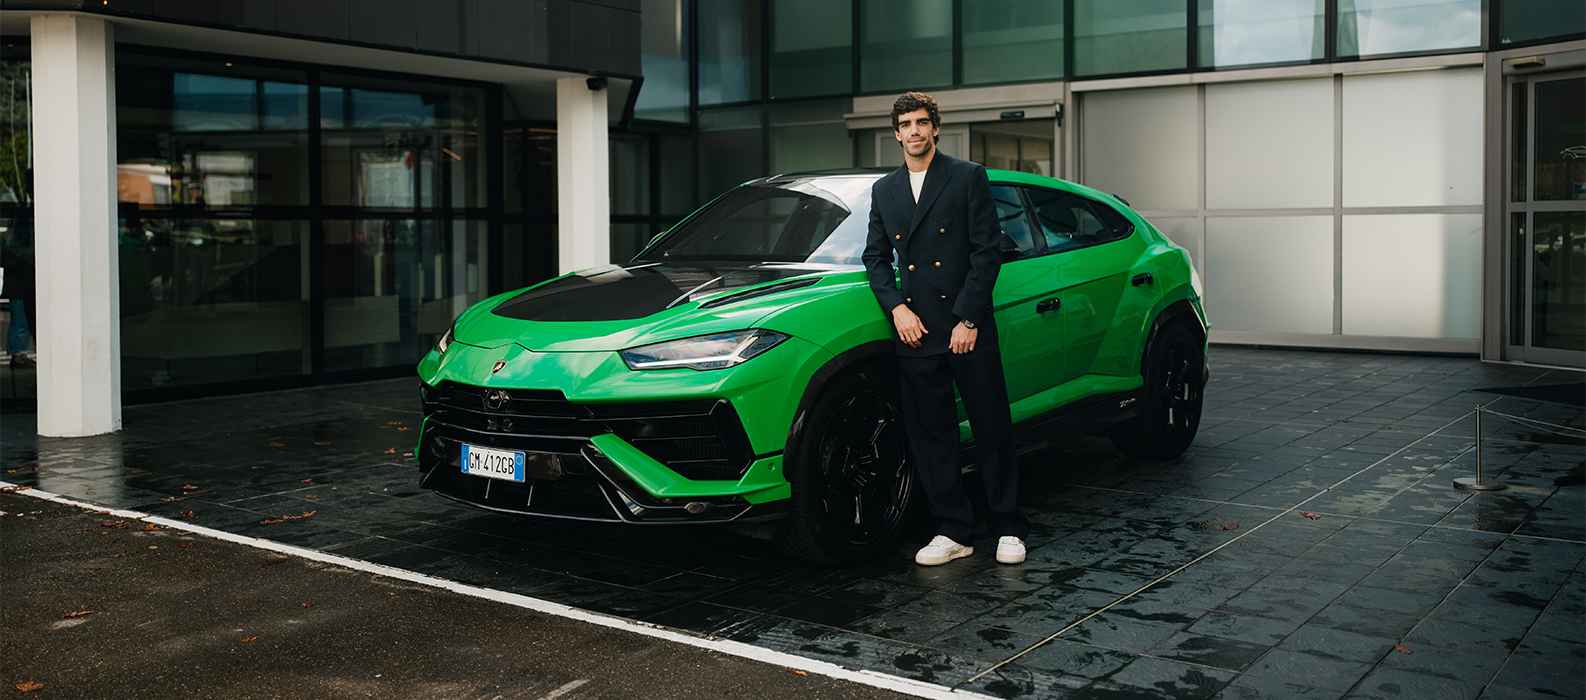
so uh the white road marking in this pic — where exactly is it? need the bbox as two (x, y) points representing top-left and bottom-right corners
(4, 484), (993, 700)
(536, 679), (590, 700)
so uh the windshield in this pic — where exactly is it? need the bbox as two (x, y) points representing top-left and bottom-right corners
(636, 176), (876, 265)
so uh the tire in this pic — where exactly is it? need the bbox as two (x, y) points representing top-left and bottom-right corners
(1110, 321), (1205, 460)
(778, 366), (919, 564)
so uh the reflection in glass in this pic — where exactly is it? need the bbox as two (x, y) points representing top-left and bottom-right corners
(612, 222), (656, 264)
(320, 77), (486, 209)
(770, 0), (852, 99)
(118, 218), (310, 388)
(770, 100), (853, 174)
(1532, 212), (1586, 352)
(1512, 82), (1527, 203)
(1498, 0), (1586, 47)
(118, 57), (310, 207)
(962, 0), (1064, 84)
(970, 121), (1054, 176)
(611, 136), (651, 216)
(699, 107), (764, 201)
(1336, 0), (1479, 58)
(0, 49), (31, 206)
(659, 132), (696, 216)
(1533, 77), (1586, 202)
(698, 0), (762, 105)
(1073, 0), (1188, 77)
(1198, 0), (1324, 68)
(636, 0), (690, 122)
(322, 219), (486, 371)
(860, 0), (952, 92)
(989, 186), (1037, 257)
(1510, 213), (1526, 346)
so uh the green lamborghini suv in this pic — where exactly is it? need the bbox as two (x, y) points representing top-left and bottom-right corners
(417, 168), (1208, 562)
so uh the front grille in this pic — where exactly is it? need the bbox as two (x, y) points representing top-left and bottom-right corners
(420, 381), (755, 481)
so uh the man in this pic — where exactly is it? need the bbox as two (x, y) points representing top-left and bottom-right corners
(861, 92), (1027, 567)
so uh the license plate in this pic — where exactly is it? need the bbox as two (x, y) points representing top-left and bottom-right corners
(460, 444), (525, 482)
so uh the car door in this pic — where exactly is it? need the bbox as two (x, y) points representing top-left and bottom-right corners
(1025, 187), (1144, 385)
(987, 185), (1064, 406)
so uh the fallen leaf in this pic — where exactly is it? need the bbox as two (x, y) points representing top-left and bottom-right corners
(383, 448), (397, 455)
(259, 510), (318, 526)
(14, 680), (44, 693)
(384, 420), (404, 428)
(1300, 511), (1321, 520)
(142, 523), (161, 531)
(99, 520), (128, 529)
(176, 542), (194, 550)
(240, 635), (259, 644)
(63, 609), (94, 619)
(0, 484), (31, 493)
(1393, 643), (1412, 654)
(301, 601), (314, 609)
(301, 478), (315, 485)
(179, 510), (196, 520)
(147, 545), (158, 550)
(396, 425), (410, 432)
(268, 441), (287, 449)
(180, 483), (200, 493)
(302, 494), (321, 502)
(789, 670), (808, 677)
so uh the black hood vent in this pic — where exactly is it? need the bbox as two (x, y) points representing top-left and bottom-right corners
(491, 263), (822, 322)
(698, 277), (821, 309)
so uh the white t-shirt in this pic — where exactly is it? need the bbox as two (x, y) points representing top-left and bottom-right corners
(908, 168), (927, 203)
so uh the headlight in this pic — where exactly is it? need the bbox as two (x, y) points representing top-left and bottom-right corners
(436, 327), (454, 354)
(620, 330), (788, 371)
(1189, 264), (1204, 300)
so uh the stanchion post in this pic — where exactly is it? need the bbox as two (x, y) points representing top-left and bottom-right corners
(1455, 402), (1507, 492)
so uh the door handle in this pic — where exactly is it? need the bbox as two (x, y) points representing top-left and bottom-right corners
(1036, 297), (1061, 314)
(1131, 273), (1154, 287)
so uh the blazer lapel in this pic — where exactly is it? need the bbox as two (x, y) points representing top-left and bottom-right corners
(908, 153), (954, 236)
(890, 167), (915, 252)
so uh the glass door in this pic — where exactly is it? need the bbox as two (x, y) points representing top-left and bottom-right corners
(1506, 69), (1586, 368)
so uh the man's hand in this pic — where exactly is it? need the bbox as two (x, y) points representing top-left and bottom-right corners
(949, 321), (978, 354)
(891, 304), (927, 348)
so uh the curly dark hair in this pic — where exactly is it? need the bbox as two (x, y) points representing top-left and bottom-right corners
(890, 91), (941, 144)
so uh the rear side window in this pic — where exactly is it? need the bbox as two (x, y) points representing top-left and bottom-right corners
(990, 185), (1039, 259)
(1026, 188), (1134, 253)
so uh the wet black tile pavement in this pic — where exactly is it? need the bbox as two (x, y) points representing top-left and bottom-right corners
(3, 347), (1583, 699)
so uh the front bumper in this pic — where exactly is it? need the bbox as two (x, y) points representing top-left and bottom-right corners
(417, 380), (789, 523)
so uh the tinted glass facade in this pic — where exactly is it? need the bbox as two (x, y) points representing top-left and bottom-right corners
(114, 50), (493, 393)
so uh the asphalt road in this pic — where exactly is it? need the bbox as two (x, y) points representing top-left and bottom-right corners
(0, 492), (909, 699)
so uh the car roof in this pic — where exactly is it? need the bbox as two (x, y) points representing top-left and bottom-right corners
(759, 167), (1127, 209)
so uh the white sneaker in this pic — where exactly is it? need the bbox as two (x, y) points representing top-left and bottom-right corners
(914, 535), (974, 566)
(995, 536), (1026, 565)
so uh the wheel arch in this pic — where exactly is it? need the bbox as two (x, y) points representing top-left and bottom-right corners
(782, 340), (896, 477)
(1138, 297), (1207, 380)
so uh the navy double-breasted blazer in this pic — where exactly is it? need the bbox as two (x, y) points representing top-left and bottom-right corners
(861, 152), (1002, 357)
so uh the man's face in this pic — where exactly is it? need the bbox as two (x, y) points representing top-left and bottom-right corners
(894, 107), (938, 159)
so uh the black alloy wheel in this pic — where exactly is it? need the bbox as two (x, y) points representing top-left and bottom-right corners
(780, 368), (917, 563)
(1111, 322), (1205, 460)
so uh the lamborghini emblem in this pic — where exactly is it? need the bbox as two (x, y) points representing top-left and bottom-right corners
(491, 360), (507, 374)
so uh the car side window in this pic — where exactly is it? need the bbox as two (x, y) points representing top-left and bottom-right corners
(989, 185), (1039, 259)
(1027, 188), (1133, 253)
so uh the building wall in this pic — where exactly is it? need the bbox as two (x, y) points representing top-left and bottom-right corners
(6, 0), (642, 76)
(1076, 66), (1486, 350)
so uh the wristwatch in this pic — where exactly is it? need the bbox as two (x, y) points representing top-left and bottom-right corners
(960, 319), (977, 330)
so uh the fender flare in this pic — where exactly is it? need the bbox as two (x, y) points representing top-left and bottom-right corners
(781, 340), (896, 476)
(1138, 298), (1207, 380)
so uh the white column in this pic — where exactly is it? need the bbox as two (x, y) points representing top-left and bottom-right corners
(555, 77), (610, 273)
(31, 15), (122, 437)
